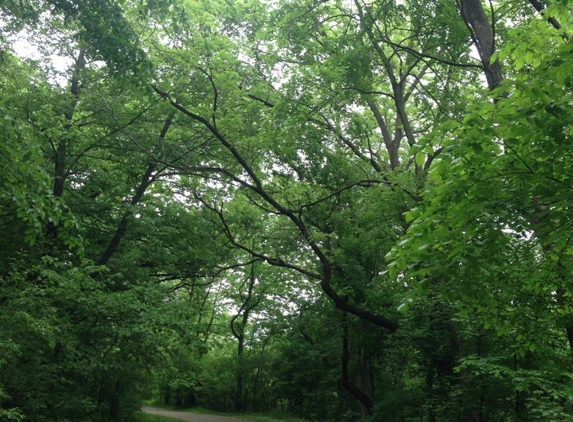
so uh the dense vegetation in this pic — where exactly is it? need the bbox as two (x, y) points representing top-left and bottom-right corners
(0, 0), (572, 421)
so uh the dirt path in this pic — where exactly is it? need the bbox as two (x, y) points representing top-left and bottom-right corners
(142, 406), (256, 422)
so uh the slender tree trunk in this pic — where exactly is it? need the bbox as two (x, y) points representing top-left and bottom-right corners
(231, 260), (257, 412)
(236, 329), (246, 411)
(340, 313), (373, 415)
(96, 112), (174, 266)
(96, 162), (155, 266)
(109, 379), (121, 421)
(48, 48), (85, 237)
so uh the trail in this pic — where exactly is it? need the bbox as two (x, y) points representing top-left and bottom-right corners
(142, 406), (256, 422)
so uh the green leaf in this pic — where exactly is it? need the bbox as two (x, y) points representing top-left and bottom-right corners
(415, 151), (425, 167)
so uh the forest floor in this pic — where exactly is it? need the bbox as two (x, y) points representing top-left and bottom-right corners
(142, 407), (257, 422)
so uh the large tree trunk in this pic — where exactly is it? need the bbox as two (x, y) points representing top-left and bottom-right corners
(459, 1), (573, 353)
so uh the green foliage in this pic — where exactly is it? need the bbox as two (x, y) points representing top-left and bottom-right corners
(0, 110), (63, 246)
(0, 254), (195, 422)
(1, 1), (573, 422)
(388, 10), (573, 421)
(136, 413), (177, 422)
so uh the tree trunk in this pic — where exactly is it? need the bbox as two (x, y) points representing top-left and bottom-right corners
(231, 260), (257, 412)
(340, 313), (373, 415)
(96, 112), (173, 266)
(48, 48), (85, 237)
(458, 0), (504, 90)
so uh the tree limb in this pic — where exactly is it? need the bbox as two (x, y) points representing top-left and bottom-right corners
(527, 0), (569, 39)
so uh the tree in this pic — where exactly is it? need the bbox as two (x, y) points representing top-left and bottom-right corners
(0, 8), (224, 421)
(390, 4), (573, 420)
(2, 0), (573, 421)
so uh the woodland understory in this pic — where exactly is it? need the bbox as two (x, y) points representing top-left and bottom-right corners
(1, 0), (573, 421)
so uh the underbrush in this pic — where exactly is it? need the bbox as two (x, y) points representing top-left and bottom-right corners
(247, 413), (312, 422)
(136, 413), (177, 422)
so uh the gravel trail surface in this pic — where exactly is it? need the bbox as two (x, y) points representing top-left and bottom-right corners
(142, 406), (256, 422)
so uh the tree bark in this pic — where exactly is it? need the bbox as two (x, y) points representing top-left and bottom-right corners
(459, 1), (573, 354)
(231, 260), (257, 412)
(96, 113), (173, 266)
(340, 313), (373, 414)
(458, 0), (504, 90)
(155, 86), (400, 332)
(48, 48), (85, 237)
(527, 0), (568, 38)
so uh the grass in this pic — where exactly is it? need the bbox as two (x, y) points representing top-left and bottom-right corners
(136, 413), (180, 422)
(244, 413), (312, 422)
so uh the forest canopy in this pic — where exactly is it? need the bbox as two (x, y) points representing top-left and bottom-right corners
(0, 0), (572, 421)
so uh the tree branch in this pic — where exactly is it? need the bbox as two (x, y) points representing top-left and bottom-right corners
(527, 0), (569, 39)
(155, 83), (399, 332)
